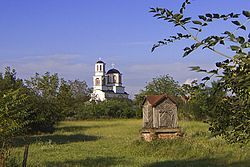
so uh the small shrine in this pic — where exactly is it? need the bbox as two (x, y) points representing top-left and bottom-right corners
(140, 95), (182, 141)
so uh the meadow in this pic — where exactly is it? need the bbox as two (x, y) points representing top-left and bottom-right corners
(12, 119), (250, 167)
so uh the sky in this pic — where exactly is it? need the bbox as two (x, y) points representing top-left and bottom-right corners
(0, 0), (249, 98)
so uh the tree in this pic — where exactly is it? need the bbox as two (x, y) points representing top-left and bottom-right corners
(0, 67), (30, 166)
(134, 75), (184, 111)
(0, 67), (23, 93)
(25, 72), (59, 99)
(150, 0), (250, 143)
(57, 79), (74, 118)
(68, 79), (91, 101)
(25, 72), (62, 133)
(180, 81), (226, 120)
(144, 75), (183, 96)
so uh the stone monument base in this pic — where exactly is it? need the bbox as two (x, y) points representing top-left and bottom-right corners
(140, 128), (183, 142)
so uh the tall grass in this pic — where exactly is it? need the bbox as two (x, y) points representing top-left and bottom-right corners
(11, 119), (250, 167)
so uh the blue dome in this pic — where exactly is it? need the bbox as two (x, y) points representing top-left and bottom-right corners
(96, 60), (104, 64)
(107, 68), (120, 74)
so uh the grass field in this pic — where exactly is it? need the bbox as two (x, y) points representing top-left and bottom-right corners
(12, 119), (250, 167)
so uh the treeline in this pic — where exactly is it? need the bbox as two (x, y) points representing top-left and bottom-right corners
(0, 67), (141, 165)
(134, 74), (225, 121)
(0, 67), (141, 134)
(0, 67), (235, 165)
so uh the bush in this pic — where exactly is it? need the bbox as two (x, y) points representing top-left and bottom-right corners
(72, 99), (140, 120)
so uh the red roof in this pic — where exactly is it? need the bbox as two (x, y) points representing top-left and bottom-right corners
(142, 95), (177, 107)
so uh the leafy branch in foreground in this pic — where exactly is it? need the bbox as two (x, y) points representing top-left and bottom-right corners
(150, 0), (250, 143)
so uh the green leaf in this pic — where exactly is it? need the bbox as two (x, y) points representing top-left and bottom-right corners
(177, 14), (183, 20)
(190, 66), (200, 71)
(180, 8), (184, 14)
(241, 42), (250, 48)
(192, 20), (202, 25)
(191, 27), (199, 31)
(213, 14), (220, 18)
(149, 8), (156, 13)
(239, 25), (246, 30)
(184, 47), (190, 51)
(198, 15), (206, 21)
(232, 21), (241, 26)
(219, 40), (225, 45)
(153, 13), (161, 17)
(242, 11), (250, 18)
(202, 77), (210, 81)
(183, 49), (193, 57)
(202, 23), (208, 26)
(216, 62), (222, 67)
(205, 13), (212, 18)
(230, 45), (240, 51)
(237, 36), (245, 44)
(208, 70), (218, 74)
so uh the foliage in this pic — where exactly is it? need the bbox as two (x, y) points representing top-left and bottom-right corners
(26, 72), (60, 99)
(150, 0), (250, 143)
(134, 75), (184, 107)
(68, 79), (91, 101)
(0, 67), (31, 166)
(61, 79), (91, 118)
(25, 72), (91, 132)
(11, 120), (250, 166)
(73, 99), (140, 120)
(180, 81), (226, 120)
(0, 89), (29, 144)
(143, 75), (183, 96)
(25, 72), (62, 133)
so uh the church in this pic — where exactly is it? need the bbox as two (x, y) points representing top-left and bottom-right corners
(91, 60), (129, 101)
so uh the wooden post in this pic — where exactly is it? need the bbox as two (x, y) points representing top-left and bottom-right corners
(0, 152), (5, 167)
(22, 145), (29, 167)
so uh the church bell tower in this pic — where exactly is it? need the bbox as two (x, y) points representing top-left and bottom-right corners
(93, 60), (107, 90)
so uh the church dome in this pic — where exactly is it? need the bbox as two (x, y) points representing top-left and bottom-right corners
(107, 68), (120, 74)
(96, 60), (104, 64)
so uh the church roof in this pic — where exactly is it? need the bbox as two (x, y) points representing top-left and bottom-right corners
(96, 60), (105, 64)
(142, 95), (177, 107)
(107, 68), (120, 74)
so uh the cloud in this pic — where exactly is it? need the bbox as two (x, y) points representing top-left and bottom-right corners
(0, 54), (93, 85)
(184, 78), (198, 85)
(0, 56), (216, 99)
(122, 62), (214, 98)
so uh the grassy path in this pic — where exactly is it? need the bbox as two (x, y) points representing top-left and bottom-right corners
(12, 119), (250, 166)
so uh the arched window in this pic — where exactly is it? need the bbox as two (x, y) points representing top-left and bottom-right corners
(113, 75), (117, 83)
(100, 65), (102, 71)
(119, 75), (122, 83)
(102, 77), (105, 85)
(95, 78), (100, 86)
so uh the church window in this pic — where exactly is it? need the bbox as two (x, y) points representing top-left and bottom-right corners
(95, 78), (100, 86)
(119, 75), (122, 83)
(100, 65), (102, 71)
(113, 75), (117, 83)
(102, 78), (105, 85)
(109, 75), (112, 83)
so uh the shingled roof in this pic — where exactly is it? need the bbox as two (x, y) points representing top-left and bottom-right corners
(142, 95), (177, 107)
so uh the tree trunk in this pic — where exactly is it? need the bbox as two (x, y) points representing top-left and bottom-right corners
(22, 145), (29, 167)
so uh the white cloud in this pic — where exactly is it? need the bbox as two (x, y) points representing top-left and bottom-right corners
(0, 56), (216, 99)
(183, 78), (198, 85)
(0, 54), (93, 86)
(122, 62), (214, 98)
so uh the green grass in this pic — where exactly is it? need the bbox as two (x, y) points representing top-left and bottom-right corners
(12, 119), (250, 167)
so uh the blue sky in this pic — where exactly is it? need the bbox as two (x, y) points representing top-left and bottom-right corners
(0, 0), (249, 98)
